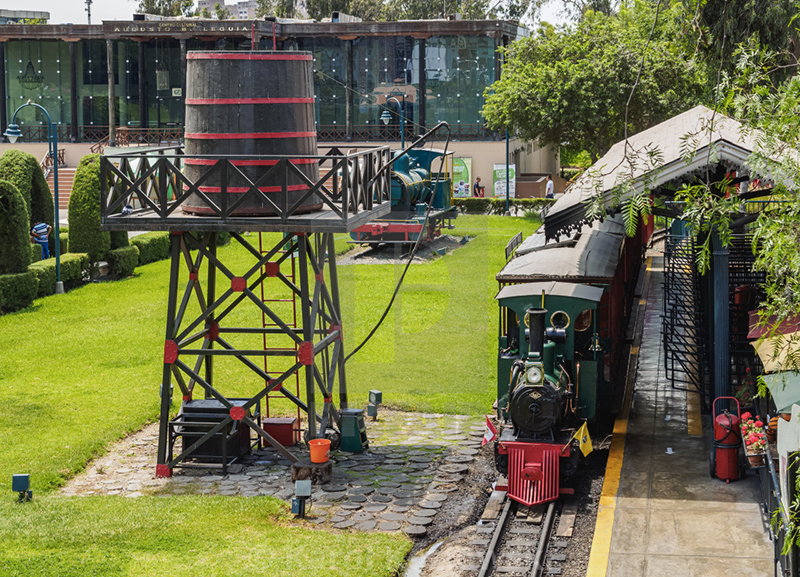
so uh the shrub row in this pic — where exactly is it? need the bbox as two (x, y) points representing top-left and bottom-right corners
(453, 197), (557, 215)
(29, 253), (90, 297)
(130, 232), (171, 264)
(107, 246), (139, 279)
(0, 271), (38, 313)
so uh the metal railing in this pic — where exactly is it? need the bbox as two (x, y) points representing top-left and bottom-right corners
(40, 148), (66, 177)
(115, 127), (184, 148)
(100, 144), (392, 232)
(316, 123), (498, 142)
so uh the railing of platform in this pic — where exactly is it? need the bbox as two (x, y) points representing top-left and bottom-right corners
(757, 432), (797, 576)
(100, 144), (393, 231)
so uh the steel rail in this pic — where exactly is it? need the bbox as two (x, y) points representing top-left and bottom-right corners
(478, 499), (514, 577)
(530, 501), (557, 577)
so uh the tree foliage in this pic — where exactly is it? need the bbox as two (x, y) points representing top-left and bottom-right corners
(483, 2), (708, 163)
(214, 2), (233, 18)
(0, 149), (53, 230)
(0, 180), (31, 275)
(136, 0), (194, 16)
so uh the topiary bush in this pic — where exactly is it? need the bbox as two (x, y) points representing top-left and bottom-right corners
(49, 231), (68, 257)
(453, 197), (556, 215)
(106, 245), (139, 279)
(110, 230), (129, 250)
(0, 149), (54, 228)
(30, 244), (42, 264)
(0, 270), (39, 313)
(130, 231), (170, 265)
(0, 180), (31, 275)
(68, 154), (110, 268)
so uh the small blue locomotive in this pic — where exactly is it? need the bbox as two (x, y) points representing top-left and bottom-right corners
(350, 148), (456, 244)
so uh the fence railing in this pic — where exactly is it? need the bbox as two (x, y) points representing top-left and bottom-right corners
(316, 123), (500, 142)
(40, 148), (66, 177)
(100, 144), (393, 232)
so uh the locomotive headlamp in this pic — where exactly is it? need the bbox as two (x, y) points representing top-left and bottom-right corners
(526, 366), (543, 383)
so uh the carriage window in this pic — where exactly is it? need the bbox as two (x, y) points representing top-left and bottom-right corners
(506, 309), (520, 351)
(575, 309), (593, 332)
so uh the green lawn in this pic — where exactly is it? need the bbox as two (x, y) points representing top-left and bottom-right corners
(0, 215), (538, 493)
(0, 496), (410, 577)
(0, 214), (537, 576)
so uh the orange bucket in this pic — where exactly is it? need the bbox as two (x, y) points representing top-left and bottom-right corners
(309, 438), (331, 463)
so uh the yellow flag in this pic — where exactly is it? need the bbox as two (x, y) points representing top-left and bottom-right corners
(573, 422), (593, 457)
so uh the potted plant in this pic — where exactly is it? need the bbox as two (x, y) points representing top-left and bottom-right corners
(734, 368), (756, 412)
(741, 412), (767, 467)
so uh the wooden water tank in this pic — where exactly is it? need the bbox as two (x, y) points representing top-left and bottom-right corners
(182, 51), (321, 216)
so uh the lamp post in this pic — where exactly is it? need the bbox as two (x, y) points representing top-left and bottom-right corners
(380, 95), (405, 150)
(5, 101), (63, 294)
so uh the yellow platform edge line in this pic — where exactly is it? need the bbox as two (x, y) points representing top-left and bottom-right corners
(687, 388), (703, 436)
(586, 256), (651, 577)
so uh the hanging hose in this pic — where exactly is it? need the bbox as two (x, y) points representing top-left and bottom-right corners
(345, 125), (451, 363)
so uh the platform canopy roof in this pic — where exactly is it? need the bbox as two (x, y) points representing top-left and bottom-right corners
(544, 105), (771, 240)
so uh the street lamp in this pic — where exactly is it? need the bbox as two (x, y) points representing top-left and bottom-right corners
(5, 100), (63, 294)
(380, 95), (405, 150)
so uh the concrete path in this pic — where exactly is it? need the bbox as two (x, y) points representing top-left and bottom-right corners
(606, 256), (773, 576)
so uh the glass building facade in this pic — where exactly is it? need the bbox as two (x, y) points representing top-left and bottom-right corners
(0, 20), (518, 142)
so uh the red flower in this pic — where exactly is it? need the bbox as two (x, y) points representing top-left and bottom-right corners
(758, 432), (765, 438)
(749, 434), (758, 443)
(755, 421), (763, 427)
(742, 412), (752, 420)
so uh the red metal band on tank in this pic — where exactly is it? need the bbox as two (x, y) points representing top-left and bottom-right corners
(183, 184), (311, 193)
(187, 53), (312, 61)
(185, 97), (314, 105)
(184, 131), (316, 139)
(183, 158), (318, 166)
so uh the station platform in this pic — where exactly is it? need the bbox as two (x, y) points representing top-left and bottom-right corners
(588, 256), (774, 577)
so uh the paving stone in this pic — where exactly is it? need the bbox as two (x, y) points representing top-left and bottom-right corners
(348, 478), (374, 486)
(375, 487), (398, 495)
(443, 435), (467, 441)
(330, 516), (347, 523)
(347, 494), (367, 503)
(412, 508), (437, 517)
(394, 498), (420, 506)
(409, 456), (433, 463)
(321, 491), (347, 501)
(383, 459), (406, 465)
(403, 525), (427, 536)
(353, 465), (375, 471)
(408, 463), (432, 470)
(389, 505), (411, 513)
(380, 464), (404, 471)
(321, 484), (348, 493)
(344, 483), (368, 495)
(430, 484), (458, 493)
(372, 494), (393, 503)
(418, 500), (443, 509)
(333, 520), (356, 529)
(445, 455), (474, 464)
(378, 522), (402, 531)
(395, 490), (423, 499)
(457, 448), (480, 456)
(380, 481), (402, 488)
(439, 464), (470, 473)
(357, 521), (378, 531)
(363, 504), (388, 513)
(408, 471), (433, 478)
(380, 512), (407, 522)
(339, 502), (362, 510)
(424, 493), (449, 502)
(352, 512), (374, 522)
(407, 516), (433, 526)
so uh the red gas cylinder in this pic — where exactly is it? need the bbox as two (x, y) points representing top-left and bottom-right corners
(711, 397), (742, 483)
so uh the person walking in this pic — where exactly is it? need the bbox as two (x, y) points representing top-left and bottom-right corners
(31, 221), (52, 259)
(473, 176), (485, 198)
(545, 174), (555, 199)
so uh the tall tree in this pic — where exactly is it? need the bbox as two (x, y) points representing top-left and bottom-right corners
(483, 2), (708, 162)
(137, 0), (194, 16)
(214, 2), (233, 18)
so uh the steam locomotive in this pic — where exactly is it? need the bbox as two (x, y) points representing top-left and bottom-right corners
(349, 148), (456, 244)
(493, 214), (651, 506)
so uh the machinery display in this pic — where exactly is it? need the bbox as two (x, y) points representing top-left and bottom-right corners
(493, 214), (651, 506)
(349, 147), (456, 244)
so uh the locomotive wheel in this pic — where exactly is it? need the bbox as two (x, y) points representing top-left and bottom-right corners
(709, 450), (716, 479)
(494, 443), (508, 476)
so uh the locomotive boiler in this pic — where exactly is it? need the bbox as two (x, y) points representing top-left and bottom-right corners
(349, 147), (455, 244)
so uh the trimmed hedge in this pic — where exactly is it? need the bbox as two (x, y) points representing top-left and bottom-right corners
(68, 154), (110, 265)
(49, 232), (68, 257)
(0, 180), (31, 274)
(0, 149), (54, 228)
(0, 270), (38, 313)
(130, 231), (170, 265)
(30, 244), (42, 264)
(453, 197), (556, 215)
(188, 231), (232, 246)
(107, 245), (139, 279)
(110, 230), (130, 250)
(29, 253), (89, 296)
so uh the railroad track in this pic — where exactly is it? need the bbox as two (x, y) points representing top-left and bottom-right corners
(463, 498), (570, 577)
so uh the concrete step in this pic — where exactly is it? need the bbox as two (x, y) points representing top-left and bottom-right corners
(46, 168), (76, 206)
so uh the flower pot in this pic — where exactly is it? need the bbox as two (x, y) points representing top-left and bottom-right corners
(747, 453), (765, 468)
(781, 413), (792, 422)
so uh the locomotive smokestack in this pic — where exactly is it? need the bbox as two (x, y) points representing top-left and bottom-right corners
(527, 308), (547, 358)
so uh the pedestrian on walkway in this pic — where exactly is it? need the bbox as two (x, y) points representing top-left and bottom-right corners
(31, 221), (52, 259)
(545, 174), (554, 199)
(473, 176), (485, 198)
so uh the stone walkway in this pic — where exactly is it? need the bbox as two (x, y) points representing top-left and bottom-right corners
(60, 410), (487, 537)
